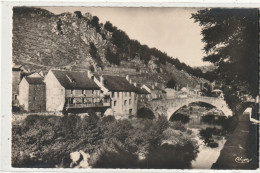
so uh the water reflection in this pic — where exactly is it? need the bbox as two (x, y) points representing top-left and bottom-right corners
(172, 104), (231, 169)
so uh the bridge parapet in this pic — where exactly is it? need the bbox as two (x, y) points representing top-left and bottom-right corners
(138, 96), (233, 120)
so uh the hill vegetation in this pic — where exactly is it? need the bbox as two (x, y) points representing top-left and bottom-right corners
(13, 7), (210, 87)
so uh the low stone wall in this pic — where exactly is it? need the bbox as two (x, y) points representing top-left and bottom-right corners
(12, 111), (63, 122)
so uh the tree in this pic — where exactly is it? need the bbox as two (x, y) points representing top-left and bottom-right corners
(166, 78), (177, 89)
(91, 16), (101, 33)
(105, 47), (120, 65)
(191, 9), (258, 111)
(104, 21), (116, 32)
(74, 11), (83, 18)
(89, 42), (102, 66)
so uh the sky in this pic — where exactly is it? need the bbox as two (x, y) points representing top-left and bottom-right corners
(42, 7), (210, 67)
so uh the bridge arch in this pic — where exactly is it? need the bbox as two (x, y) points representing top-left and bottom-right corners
(166, 97), (232, 120)
(168, 101), (219, 121)
(137, 107), (155, 119)
(137, 96), (232, 120)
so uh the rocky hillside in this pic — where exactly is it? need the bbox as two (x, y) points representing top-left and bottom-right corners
(13, 7), (208, 88)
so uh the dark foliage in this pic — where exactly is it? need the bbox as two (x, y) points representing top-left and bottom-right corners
(201, 114), (236, 131)
(89, 42), (102, 66)
(105, 47), (120, 65)
(91, 16), (101, 33)
(191, 9), (259, 111)
(144, 143), (197, 169)
(12, 114), (197, 168)
(104, 21), (117, 32)
(199, 127), (226, 148)
(74, 11), (83, 18)
(166, 78), (177, 89)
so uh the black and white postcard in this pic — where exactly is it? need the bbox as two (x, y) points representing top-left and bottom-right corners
(1, 1), (259, 171)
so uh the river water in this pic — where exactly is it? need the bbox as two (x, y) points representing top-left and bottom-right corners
(175, 104), (230, 169)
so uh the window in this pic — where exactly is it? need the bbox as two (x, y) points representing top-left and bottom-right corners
(114, 101), (117, 107)
(129, 109), (132, 115)
(129, 92), (132, 97)
(71, 89), (74, 94)
(129, 99), (131, 105)
(33, 97), (36, 100)
(92, 90), (94, 94)
(82, 90), (84, 94)
(14, 95), (17, 100)
(124, 100), (127, 106)
(112, 92), (114, 98)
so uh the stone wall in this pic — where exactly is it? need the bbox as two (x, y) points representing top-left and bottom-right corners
(28, 84), (46, 112)
(45, 71), (65, 112)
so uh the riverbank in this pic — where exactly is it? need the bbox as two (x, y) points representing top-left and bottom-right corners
(211, 111), (258, 169)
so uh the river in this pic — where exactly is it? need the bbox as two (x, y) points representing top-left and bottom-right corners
(174, 103), (231, 169)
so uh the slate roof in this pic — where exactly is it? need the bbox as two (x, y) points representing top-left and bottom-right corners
(145, 84), (166, 93)
(145, 84), (162, 91)
(51, 70), (100, 90)
(25, 77), (45, 85)
(136, 87), (150, 94)
(96, 75), (139, 92)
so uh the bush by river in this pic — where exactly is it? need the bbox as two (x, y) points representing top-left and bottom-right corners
(12, 113), (199, 168)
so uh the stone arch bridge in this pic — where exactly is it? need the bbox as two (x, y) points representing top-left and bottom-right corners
(138, 96), (232, 120)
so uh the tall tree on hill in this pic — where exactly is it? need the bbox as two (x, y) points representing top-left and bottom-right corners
(105, 47), (120, 65)
(91, 16), (101, 33)
(104, 21), (117, 32)
(166, 78), (177, 89)
(89, 42), (102, 67)
(191, 9), (258, 111)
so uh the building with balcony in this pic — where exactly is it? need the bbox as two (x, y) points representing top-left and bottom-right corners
(44, 70), (110, 113)
(93, 74), (139, 117)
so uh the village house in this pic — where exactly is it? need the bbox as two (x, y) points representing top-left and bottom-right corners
(136, 87), (152, 103)
(44, 70), (110, 113)
(191, 84), (202, 95)
(142, 83), (167, 100)
(19, 76), (46, 112)
(130, 82), (152, 102)
(93, 73), (139, 117)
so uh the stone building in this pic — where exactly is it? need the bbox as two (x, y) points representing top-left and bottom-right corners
(135, 86), (151, 103)
(44, 70), (110, 112)
(12, 64), (22, 106)
(93, 73), (139, 117)
(142, 83), (167, 100)
(19, 77), (46, 112)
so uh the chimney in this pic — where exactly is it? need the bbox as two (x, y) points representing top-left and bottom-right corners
(126, 75), (129, 81)
(133, 82), (137, 87)
(100, 75), (104, 85)
(87, 70), (92, 79)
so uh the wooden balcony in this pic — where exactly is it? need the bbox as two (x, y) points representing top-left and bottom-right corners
(65, 101), (110, 109)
